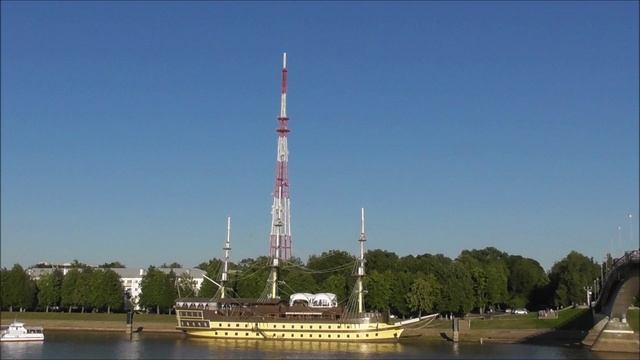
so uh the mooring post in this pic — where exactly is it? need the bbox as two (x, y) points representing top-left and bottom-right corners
(124, 289), (133, 339)
(453, 317), (459, 343)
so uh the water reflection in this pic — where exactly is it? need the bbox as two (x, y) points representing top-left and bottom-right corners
(186, 337), (404, 358)
(0, 341), (44, 359)
(1, 331), (626, 359)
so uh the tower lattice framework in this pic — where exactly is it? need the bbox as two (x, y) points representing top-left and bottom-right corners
(269, 53), (292, 261)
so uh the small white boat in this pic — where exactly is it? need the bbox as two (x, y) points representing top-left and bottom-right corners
(0, 321), (44, 342)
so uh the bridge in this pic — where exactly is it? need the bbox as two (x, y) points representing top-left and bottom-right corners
(583, 249), (639, 353)
(594, 249), (639, 319)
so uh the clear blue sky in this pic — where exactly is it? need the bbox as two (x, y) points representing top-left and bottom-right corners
(2, 1), (638, 271)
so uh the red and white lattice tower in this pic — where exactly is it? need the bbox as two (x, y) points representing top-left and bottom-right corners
(269, 52), (292, 261)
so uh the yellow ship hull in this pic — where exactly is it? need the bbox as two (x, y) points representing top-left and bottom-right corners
(178, 319), (404, 342)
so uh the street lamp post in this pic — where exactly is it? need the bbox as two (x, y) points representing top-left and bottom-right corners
(617, 225), (622, 257)
(584, 286), (593, 307)
(628, 213), (634, 251)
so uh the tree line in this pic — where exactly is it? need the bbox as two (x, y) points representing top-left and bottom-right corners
(0, 247), (609, 316)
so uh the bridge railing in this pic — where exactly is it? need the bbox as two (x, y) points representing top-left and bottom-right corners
(593, 249), (639, 311)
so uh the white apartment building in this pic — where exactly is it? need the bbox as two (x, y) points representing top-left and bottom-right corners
(26, 266), (206, 311)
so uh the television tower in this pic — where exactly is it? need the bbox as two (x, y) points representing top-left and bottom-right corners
(269, 52), (292, 261)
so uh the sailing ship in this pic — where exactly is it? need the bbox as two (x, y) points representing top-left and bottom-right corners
(174, 54), (434, 342)
(175, 210), (433, 342)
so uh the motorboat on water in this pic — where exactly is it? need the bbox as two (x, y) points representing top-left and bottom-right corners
(0, 321), (44, 342)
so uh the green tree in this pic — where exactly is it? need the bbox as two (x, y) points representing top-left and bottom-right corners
(281, 265), (318, 297)
(235, 257), (271, 298)
(438, 261), (474, 315)
(76, 268), (95, 313)
(507, 256), (548, 309)
(321, 274), (350, 305)
(365, 271), (392, 311)
(61, 269), (81, 312)
(307, 250), (355, 285)
(0, 267), (7, 310)
(549, 251), (600, 307)
(469, 266), (488, 313)
(70, 259), (89, 269)
(365, 250), (399, 274)
(2, 264), (36, 311)
(176, 272), (197, 298)
(161, 262), (182, 269)
(165, 270), (178, 314)
(37, 269), (64, 312)
(98, 261), (126, 268)
(406, 274), (440, 315)
(198, 259), (223, 298)
(388, 271), (414, 317)
(458, 248), (510, 310)
(139, 267), (177, 314)
(102, 269), (124, 313)
(90, 269), (123, 313)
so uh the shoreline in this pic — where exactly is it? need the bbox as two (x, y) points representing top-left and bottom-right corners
(403, 328), (587, 347)
(2, 319), (586, 346)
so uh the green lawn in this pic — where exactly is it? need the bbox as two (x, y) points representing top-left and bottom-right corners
(628, 308), (639, 332)
(469, 308), (592, 330)
(1, 311), (175, 323)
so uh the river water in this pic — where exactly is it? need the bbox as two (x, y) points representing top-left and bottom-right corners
(1, 331), (634, 359)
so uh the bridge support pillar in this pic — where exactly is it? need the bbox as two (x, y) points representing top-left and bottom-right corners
(590, 318), (639, 353)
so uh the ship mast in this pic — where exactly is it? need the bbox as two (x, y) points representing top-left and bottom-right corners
(268, 188), (284, 299)
(220, 216), (231, 299)
(356, 208), (367, 314)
